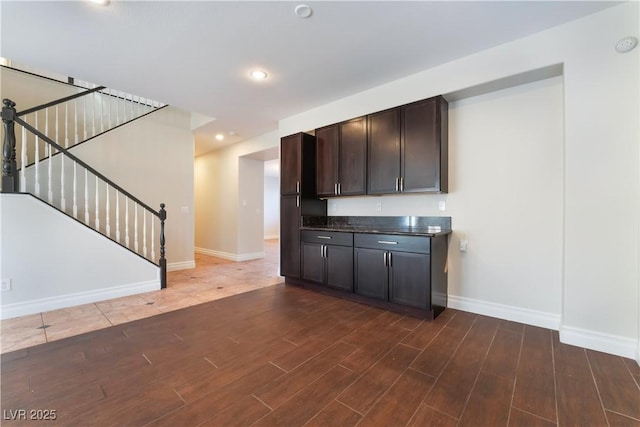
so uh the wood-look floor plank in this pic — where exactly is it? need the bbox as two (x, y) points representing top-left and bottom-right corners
(252, 366), (357, 426)
(587, 349), (640, 420)
(410, 324), (470, 377)
(605, 410), (640, 426)
(337, 343), (420, 414)
(255, 341), (357, 409)
(509, 408), (557, 427)
(401, 314), (451, 350)
(407, 404), (458, 427)
(304, 400), (362, 427)
(357, 367), (435, 427)
(481, 327), (521, 381)
(512, 325), (557, 423)
(458, 372), (513, 426)
(424, 316), (500, 419)
(198, 395), (271, 427)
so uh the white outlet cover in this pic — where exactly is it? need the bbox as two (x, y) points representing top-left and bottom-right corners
(438, 201), (446, 211)
(1, 278), (11, 291)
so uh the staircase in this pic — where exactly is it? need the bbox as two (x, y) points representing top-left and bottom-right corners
(1, 69), (168, 288)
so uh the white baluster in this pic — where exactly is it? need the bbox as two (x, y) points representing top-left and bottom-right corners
(99, 92), (104, 133)
(47, 140), (53, 204)
(44, 109), (49, 157)
(34, 111), (40, 197)
(151, 214), (155, 261)
(73, 162), (78, 218)
(74, 99), (78, 145)
(65, 103), (69, 148)
(121, 91), (127, 122)
(107, 89), (112, 128)
(20, 124), (26, 192)
(143, 210), (147, 258)
(115, 90), (120, 124)
(84, 169), (89, 225)
(125, 198), (130, 247)
(91, 92), (96, 136)
(83, 96), (87, 140)
(115, 191), (121, 243)
(55, 105), (59, 147)
(61, 155), (66, 211)
(95, 176), (100, 231)
(106, 184), (110, 237)
(134, 204), (139, 253)
(129, 94), (134, 119)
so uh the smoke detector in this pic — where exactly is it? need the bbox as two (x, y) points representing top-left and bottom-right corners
(615, 36), (638, 53)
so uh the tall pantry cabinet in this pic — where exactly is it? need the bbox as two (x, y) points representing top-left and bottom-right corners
(280, 133), (326, 279)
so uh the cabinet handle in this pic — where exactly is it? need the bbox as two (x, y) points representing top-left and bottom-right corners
(383, 252), (388, 266)
(400, 177), (404, 192)
(334, 183), (338, 195)
(296, 196), (300, 207)
(317, 235), (332, 239)
(338, 183), (341, 195)
(324, 245), (328, 258)
(395, 177), (399, 192)
(296, 181), (300, 193)
(388, 252), (392, 267)
(377, 240), (398, 245)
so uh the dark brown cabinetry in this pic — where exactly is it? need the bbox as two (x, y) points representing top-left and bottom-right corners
(301, 231), (353, 291)
(354, 234), (431, 309)
(316, 116), (367, 197)
(280, 133), (326, 279)
(367, 96), (448, 195)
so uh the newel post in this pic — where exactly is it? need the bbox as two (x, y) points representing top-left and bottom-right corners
(159, 203), (167, 289)
(2, 99), (18, 193)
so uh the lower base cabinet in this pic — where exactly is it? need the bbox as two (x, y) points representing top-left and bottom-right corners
(295, 230), (448, 319)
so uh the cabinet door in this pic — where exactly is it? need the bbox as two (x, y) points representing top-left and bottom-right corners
(354, 247), (389, 300)
(315, 125), (338, 197)
(367, 108), (400, 195)
(280, 196), (301, 278)
(281, 134), (301, 195)
(325, 245), (353, 291)
(389, 251), (430, 309)
(302, 242), (325, 284)
(401, 98), (440, 192)
(338, 117), (367, 196)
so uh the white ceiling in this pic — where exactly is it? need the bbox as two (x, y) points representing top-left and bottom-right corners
(0, 1), (620, 156)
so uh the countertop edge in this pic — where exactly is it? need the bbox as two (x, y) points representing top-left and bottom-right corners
(300, 225), (452, 237)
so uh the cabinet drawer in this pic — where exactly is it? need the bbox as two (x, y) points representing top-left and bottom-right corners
(300, 230), (353, 246)
(354, 233), (430, 254)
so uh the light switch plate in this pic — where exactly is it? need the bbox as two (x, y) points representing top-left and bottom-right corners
(1, 278), (11, 291)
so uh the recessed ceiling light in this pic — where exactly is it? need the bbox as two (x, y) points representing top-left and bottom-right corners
(89, 0), (110, 5)
(250, 70), (268, 80)
(294, 4), (312, 18)
(215, 134), (224, 141)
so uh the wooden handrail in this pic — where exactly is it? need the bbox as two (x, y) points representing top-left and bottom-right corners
(17, 86), (106, 117)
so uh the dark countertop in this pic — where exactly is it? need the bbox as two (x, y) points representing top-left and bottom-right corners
(300, 224), (451, 237)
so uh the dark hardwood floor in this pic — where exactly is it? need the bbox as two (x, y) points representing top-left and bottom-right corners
(1, 283), (639, 426)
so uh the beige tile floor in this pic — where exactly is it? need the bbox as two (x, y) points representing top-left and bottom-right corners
(0, 240), (282, 354)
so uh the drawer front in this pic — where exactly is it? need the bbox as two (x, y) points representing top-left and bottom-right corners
(300, 230), (353, 246)
(354, 233), (430, 254)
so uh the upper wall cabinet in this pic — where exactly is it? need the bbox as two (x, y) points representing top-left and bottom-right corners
(316, 116), (367, 197)
(367, 96), (448, 195)
(281, 132), (317, 196)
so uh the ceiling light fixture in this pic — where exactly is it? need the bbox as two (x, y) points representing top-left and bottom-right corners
(215, 134), (224, 141)
(294, 4), (313, 18)
(250, 70), (268, 80)
(615, 36), (638, 53)
(89, 0), (110, 5)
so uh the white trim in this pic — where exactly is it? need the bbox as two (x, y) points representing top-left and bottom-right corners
(560, 325), (638, 360)
(195, 247), (265, 262)
(264, 234), (279, 240)
(167, 260), (196, 272)
(447, 295), (561, 330)
(0, 280), (160, 320)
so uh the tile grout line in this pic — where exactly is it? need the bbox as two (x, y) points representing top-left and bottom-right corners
(506, 321), (526, 427)
(550, 328), (559, 425)
(585, 349), (613, 427)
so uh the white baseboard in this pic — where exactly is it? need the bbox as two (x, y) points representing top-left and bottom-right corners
(447, 295), (561, 330)
(0, 280), (160, 320)
(264, 234), (279, 240)
(560, 325), (638, 360)
(195, 247), (265, 262)
(167, 260), (196, 272)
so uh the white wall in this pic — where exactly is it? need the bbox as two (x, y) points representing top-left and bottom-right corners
(264, 172), (280, 240)
(72, 107), (196, 271)
(238, 156), (265, 257)
(0, 194), (159, 319)
(280, 3), (639, 359)
(195, 130), (279, 260)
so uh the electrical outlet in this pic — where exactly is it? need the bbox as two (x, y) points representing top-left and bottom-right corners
(1, 278), (11, 291)
(459, 240), (469, 252)
(438, 200), (446, 211)
(376, 202), (382, 212)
